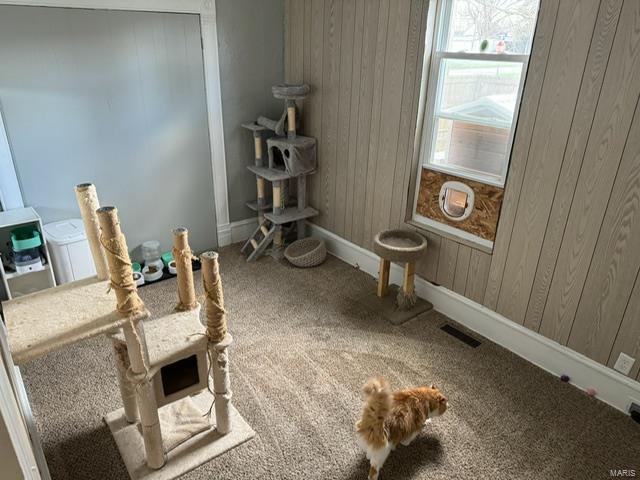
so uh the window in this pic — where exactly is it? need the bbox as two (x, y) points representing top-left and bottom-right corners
(422, 0), (539, 186)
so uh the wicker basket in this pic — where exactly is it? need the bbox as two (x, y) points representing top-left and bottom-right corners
(284, 238), (327, 268)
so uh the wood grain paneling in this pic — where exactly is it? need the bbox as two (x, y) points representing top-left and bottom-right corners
(285, 0), (640, 380)
(523, 0), (623, 332)
(539, 0), (640, 345)
(362, 0), (390, 250)
(349, 0), (380, 245)
(319, 0), (343, 229)
(453, 244), (471, 295)
(483, 0), (560, 310)
(333, 0), (356, 237)
(608, 272), (640, 380)
(465, 250), (492, 304)
(390, 0), (427, 230)
(567, 98), (640, 363)
(343, 0), (365, 240)
(436, 238), (459, 289)
(415, 230), (441, 283)
(307, 0), (325, 216)
(496, 0), (601, 324)
(369, 0), (412, 246)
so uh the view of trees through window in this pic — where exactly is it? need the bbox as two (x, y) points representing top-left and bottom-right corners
(424, 0), (538, 184)
(447, 0), (538, 54)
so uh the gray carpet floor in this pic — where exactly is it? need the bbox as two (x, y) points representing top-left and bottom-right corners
(20, 246), (640, 479)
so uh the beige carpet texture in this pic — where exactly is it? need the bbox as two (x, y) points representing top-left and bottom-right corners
(20, 246), (640, 479)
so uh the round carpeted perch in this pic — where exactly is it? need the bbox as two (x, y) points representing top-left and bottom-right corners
(373, 229), (428, 311)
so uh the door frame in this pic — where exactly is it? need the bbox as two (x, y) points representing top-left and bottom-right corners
(0, 0), (231, 235)
(0, 106), (23, 210)
(0, 2), (230, 476)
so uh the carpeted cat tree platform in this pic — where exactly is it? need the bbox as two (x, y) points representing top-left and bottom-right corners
(3, 184), (254, 479)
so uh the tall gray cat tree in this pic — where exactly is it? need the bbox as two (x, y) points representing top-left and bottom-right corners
(241, 84), (318, 262)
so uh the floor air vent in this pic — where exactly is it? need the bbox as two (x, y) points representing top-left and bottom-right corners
(440, 324), (481, 348)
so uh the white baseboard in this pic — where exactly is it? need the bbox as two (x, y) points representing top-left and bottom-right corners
(217, 218), (257, 247)
(309, 223), (640, 414)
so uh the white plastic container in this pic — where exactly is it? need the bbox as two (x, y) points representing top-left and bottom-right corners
(142, 240), (164, 271)
(43, 219), (96, 285)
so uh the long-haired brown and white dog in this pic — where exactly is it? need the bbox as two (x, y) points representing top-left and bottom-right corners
(355, 377), (447, 480)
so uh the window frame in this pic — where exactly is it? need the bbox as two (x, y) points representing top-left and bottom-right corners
(419, 0), (534, 188)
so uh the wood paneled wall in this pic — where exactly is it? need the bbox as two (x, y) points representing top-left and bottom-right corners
(285, 0), (640, 382)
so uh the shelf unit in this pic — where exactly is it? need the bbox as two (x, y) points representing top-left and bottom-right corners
(0, 207), (56, 300)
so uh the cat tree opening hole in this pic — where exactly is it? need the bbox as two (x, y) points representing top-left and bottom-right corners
(161, 355), (200, 397)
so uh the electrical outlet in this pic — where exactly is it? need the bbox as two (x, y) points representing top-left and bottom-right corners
(613, 353), (636, 375)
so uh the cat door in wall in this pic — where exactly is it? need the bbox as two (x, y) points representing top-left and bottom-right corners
(439, 181), (474, 221)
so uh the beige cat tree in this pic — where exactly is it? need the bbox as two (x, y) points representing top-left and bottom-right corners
(3, 184), (254, 479)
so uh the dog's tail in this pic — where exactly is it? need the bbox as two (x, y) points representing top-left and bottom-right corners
(356, 377), (392, 447)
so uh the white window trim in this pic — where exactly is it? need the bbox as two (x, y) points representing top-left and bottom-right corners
(0, 0), (230, 237)
(411, 0), (537, 249)
(418, 0), (533, 187)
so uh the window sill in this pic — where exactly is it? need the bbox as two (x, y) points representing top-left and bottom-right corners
(408, 214), (493, 254)
(423, 163), (505, 188)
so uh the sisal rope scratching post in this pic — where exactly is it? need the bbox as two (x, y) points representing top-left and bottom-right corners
(201, 251), (232, 434)
(286, 99), (296, 138)
(74, 183), (109, 280)
(172, 227), (197, 311)
(97, 206), (165, 470)
(201, 251), (227, 343)
(397, 262), (418, 310)
(76, 184), (138, 422)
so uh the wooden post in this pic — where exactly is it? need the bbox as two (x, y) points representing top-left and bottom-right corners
(273, 181), (283, 215)
(253, 132), (263, 167)
(97, 206), (165, 470)
(253, 130), (267, 224)
(257, 177), (266, 209)
(377, 258), (390, 298)
(172, 227), (197, 311)
(297, 176), (306, 239)
(286, 99), (296, 139)
(200, 251), (232, 434)
(403, 262), (416, 296)
(273, 227), (284, 249)
(74, 183), (109, 280)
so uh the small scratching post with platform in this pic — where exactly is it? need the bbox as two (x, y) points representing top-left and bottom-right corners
(2, 184), (254, 480)
(357, 229), (433, 325)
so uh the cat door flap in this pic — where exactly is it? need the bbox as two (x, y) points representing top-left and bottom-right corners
(439, 181), (474, 221)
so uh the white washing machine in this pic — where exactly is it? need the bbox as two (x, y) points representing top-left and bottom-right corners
(43, 219), (96, 284)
